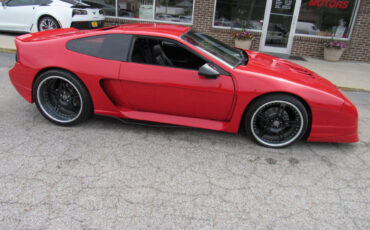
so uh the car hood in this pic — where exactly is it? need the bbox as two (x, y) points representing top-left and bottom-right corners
(236, 50), (343, 97)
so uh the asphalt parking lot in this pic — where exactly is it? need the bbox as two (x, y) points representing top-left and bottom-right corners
(0, 52), (369, 229)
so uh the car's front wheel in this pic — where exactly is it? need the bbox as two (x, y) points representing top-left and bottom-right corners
(245, 94), (309, 148)
(33, 70), (93, 126)
(38, 16), (60, 31)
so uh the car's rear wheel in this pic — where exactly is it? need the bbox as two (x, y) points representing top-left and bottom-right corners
(38, 16), (60, 31)
(245, 94), (309, 148)
(33, 70), (92, 126)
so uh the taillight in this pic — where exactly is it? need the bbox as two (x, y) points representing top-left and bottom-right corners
(72, 9), (88, 17)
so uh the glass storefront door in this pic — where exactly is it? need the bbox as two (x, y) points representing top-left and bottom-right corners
(260, 0), (301, 54)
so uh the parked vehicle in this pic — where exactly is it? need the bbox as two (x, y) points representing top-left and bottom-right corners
(80, 0), (115, 16)
(118, 9), (134, 18)
(214, 17), (233, 27)
(296, 21), (320, 35)
(0, 0), (104, 32)
(156, 14), (180, 22)
(179, 15), (192, 23)
(9, 24), (359, 148)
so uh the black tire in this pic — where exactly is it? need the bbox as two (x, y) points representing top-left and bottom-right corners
(33, 70), (93, 126)
(38, 16), (60, 32)
(245, 94), (309, 148)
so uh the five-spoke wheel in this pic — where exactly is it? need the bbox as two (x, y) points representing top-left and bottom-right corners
(33, 70), (92, 126)
(245, 94), (309, 148)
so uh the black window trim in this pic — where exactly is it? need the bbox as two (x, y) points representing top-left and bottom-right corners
(127, 35), (231, 77)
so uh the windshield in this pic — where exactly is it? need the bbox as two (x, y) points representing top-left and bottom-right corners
(182, 31), (243, 68)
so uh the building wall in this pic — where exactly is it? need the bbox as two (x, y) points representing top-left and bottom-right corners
(105, 0), (370, 62)
(342, 0), (370, 62)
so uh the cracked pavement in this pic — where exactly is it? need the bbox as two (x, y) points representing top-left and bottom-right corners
(0, 52), (369, 229)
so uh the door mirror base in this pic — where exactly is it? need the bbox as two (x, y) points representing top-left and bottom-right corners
(198, 63), (220, 79)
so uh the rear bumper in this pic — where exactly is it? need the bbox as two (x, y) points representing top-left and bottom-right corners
(9, 62), (35, 103)
(71, 20), (104, 30)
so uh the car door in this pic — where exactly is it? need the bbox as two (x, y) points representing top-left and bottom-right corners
(0, 0), (38, 32)
(118, 36), (235, 121)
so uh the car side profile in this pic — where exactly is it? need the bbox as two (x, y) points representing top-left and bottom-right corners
(9, 24), (359, 148)
(0, 0), (104, 32)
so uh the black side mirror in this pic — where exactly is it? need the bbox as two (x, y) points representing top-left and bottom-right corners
(198, 63), (219, 79)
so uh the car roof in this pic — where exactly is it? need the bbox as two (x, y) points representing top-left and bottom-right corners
(113, 23), (191, 37)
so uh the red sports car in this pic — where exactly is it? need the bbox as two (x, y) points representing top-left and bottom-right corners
(9, 23), (359, 148)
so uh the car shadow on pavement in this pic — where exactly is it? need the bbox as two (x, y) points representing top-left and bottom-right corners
(89, 114), (358, 154)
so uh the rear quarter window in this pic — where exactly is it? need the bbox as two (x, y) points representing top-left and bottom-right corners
(66, 34), (133, 61)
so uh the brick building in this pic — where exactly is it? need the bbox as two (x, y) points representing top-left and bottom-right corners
(0, 0), (367, 61)
(9, 0), (359, 62)
(103, 0), (369, 62)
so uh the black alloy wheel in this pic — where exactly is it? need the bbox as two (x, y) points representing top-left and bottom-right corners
(33, 70), (93, 126)
(245, 94), (309, 148)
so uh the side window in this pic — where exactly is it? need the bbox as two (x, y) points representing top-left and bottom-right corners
(6, 0), (36, 6)
(66, 34), (133, 61)
(131, 37), (206, 70)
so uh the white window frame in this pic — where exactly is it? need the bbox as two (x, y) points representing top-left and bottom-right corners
(106, 0), (196, 25)
(260, 0), (302, 54)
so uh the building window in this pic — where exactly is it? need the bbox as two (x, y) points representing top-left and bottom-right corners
(213, 0), (267, 30)
(82, 0), (117, 16)
(297, 0), (359, 38)
(94, 0), (194, 24)
(117, 0), (154, 19)
(155, 0), (194, 23)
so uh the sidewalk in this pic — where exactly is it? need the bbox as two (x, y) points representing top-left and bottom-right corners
(0, 33), (17, 52)
(291, 58), (370, 92)
(1, 32), (369, 91)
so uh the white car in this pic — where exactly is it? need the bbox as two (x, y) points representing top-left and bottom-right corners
(0, 0), (104, 33)
(296, 21), (320, 35)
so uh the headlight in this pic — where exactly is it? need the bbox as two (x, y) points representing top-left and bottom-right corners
(72, 9), (88, 17)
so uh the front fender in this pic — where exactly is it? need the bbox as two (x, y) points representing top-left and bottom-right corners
(231, 68), (358, 142)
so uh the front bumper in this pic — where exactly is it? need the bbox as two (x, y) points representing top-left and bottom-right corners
(308, 91), (359, 143)
(71, 20), (104, 30)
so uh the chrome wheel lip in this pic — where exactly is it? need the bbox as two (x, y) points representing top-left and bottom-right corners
(37, 76), (83, 123)
(250, 100), (304, 147)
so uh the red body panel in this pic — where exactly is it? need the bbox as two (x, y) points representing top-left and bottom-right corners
(8, 24), (359, 143)
(118, 62), (235, 121)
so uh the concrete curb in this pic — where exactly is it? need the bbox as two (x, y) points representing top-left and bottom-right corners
(0, 48), (16, 54)
(337, 86), (370, 93)
(0, 50), (369, 93)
